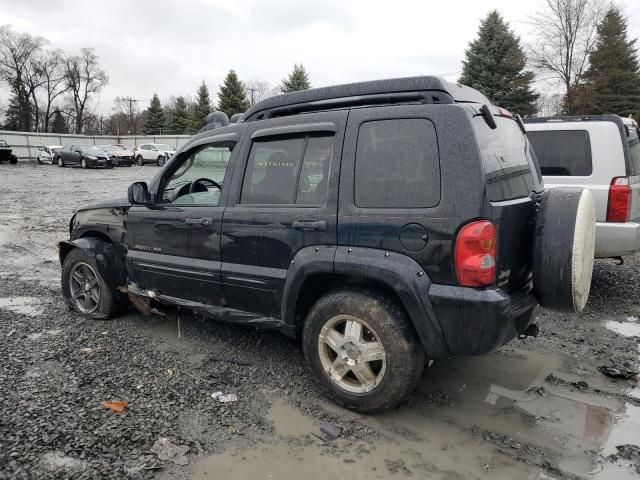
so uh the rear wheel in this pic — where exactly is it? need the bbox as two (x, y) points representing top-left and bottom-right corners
(157, 155), (166, 167)
(136, 156), (144, 166)
(61, 249), (127, 319)
(302, 288), (424, 413)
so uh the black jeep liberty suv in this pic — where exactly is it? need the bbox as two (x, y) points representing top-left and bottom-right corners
(59, 77), (595, 412)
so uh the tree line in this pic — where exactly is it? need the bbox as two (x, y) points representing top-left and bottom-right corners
(1, 0), (639, 135)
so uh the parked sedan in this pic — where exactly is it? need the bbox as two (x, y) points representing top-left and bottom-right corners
(98, 144), (134, 167)
(36, 145), (63, 165)
(55, 145), (114, 169)
(134, 143), (175, 166)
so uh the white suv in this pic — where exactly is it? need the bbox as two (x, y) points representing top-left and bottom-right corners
(134, 143), (176, 166)
(525, 115), (640, 259)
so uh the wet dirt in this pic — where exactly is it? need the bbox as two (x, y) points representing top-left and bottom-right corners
(2, 162), (640, 479)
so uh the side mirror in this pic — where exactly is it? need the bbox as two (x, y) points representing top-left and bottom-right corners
(128, 181), (150, 205)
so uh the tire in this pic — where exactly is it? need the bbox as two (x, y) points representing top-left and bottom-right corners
(533, 187), (596, 313)
(157, 155), (166, 167)
(57, 156), (64, 167)
(61, 248), (127, 320)
(136, 156), (144, 166)
(81, 157), (87, 169)
(302, 288), (424, 413)
(9, 155), (17, 165)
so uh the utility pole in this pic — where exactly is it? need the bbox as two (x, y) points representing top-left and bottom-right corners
(247, 88), (256, 106)
(121, 97), (139, 134)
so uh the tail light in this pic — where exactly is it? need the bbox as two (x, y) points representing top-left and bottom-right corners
(606, 177), (631, 222)
(454, 220), (497, 287)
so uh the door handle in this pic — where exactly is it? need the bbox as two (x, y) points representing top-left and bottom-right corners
(292, 220), (327, 231)
(185, 217), (213, 226)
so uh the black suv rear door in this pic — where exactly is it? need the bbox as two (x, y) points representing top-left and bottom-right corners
(220, 111), (347, 317)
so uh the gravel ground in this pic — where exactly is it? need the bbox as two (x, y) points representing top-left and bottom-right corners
(1, 161), (639, 479)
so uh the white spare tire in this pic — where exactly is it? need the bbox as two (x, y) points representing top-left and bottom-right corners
(532, 188), (595, 313)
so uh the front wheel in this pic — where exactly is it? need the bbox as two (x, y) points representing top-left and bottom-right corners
(57, 157), (64, 167)
(136, 156), (144, 166)
(302, 288), (424, 413)
(9, 155), (17, 165)
(81, 157), (87, 169)
(61, 248), (126, 319)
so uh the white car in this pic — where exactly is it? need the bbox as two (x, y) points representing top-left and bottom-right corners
(36, 145), (63, 165)
(525, 115), (640, 259)
(134, 143), (175, 166)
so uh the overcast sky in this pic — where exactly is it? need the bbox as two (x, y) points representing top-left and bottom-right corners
(2, 0), (640, 115)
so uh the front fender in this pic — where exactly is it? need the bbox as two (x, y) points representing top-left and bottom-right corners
(58, 237), (127, 288)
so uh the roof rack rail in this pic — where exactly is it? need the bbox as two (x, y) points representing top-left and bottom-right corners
(242, 76), (491, 122)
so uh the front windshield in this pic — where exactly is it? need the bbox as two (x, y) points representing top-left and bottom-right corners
(156, 144), (173, 151)
(81, 146), (105, 154)
(0, 141), (7, 147)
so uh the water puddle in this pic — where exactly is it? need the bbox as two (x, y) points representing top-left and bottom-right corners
(194, 347), (640, 479)
(0, 296), (43, 316)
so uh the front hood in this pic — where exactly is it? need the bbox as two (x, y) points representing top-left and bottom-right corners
(76, 195), (130, 212)
(114, 150), (134, 156)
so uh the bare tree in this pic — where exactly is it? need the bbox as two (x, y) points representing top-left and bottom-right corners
(64, 48), (108, 133)
(0, 25), (46, 131)
(112, 96), (143, 134)
(35, 49), (70, 132)
(244, 80), (280, 105)
(528, 0), (605, 113)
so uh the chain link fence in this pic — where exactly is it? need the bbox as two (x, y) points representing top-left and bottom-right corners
(0, 130), (192, 160)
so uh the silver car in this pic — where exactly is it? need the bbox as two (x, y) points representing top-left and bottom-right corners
(525, 115), (640, 259)
(36, 145), (63, 165)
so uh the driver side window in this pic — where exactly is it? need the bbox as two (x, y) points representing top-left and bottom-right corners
(160, 142), (235, 206)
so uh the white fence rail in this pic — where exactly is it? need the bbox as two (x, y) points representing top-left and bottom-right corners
(0, 130), (192, 160)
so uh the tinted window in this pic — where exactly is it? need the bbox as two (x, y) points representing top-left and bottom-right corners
(241, 134), (333, 205)
(527, 130), (593, 176)
(474, 117), (542, 202)
(354, 119), (440, 208)
(627, 128), (640, 176)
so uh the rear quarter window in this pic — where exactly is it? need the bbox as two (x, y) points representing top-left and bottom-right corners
(527, 130), (593, 176)
(474, 116), (542, 202)
(627, 128), (640, 176)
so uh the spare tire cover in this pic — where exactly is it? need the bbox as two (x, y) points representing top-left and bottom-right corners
(533, 188), (595, 313)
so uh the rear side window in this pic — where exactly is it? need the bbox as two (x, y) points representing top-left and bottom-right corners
(355, 119), (440, 208)
(527, 130), (593, 176)
(474, 117), (542, 202)
(241, 133), (333, 205)
(627, 128), (640, 176)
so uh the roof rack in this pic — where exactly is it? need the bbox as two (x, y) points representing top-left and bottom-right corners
(523, 114), (621, 124)
(242, 76), (491, 121)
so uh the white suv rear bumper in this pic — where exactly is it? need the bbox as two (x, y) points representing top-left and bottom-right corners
(595, 221), (640, 258)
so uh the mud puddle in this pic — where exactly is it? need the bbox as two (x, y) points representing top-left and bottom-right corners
(0, 296), (44, 316)
(192, 347), (640, 479)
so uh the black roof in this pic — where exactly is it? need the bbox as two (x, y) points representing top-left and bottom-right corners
(242, 76), (492, 121)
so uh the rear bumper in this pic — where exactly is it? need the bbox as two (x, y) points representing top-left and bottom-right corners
(595, 221), (640, 258)
(429, 283), (539, 356)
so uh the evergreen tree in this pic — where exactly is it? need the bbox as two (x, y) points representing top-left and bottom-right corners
(51, 109), (68, 133)
(2, 94), (22, 131)
(217, 70), (249, 118)
(166, 96), (190, 134)
(144, 94), (165, 135)
(191, 81), (212, 132)
(583, 7), (640, 118)
(459, 10), (538, 116)
(281, 64), (311, 93)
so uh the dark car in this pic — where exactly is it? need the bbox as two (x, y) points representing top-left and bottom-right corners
(55, 145), (114, 169)
(58, 76), (596, 412)
(0, 140), (18, 164)
(98, 144), (134, 167)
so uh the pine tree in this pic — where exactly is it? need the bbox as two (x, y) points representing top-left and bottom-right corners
(583, 7), (640, 118)
(166, 96), (190, 134)
(459, 10), (538, 116)
(281, 64), (311, 93)
(191, 81), (212, 132)
(2, 95), (22, 131)
(51, 110), (68, 133)
(217, 70), (249, 118)
(144, 94), (165, 135)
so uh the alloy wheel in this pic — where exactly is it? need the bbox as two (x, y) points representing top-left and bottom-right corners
(317, 314), (387, 394)
(68, 262), (101, 314)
